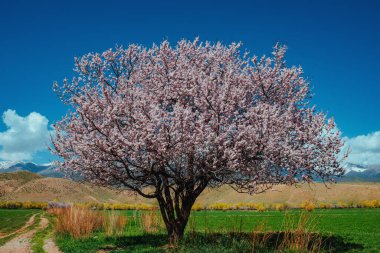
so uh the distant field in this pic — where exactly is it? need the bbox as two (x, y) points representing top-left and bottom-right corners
(0, 209), (39, 234)
(55, 208), (380, 252)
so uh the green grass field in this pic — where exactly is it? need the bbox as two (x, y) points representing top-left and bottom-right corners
(0, 209), (39, 234)
(54, 208), (380, 253)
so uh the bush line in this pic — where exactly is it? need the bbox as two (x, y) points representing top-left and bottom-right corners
(0, 200), (379, 211)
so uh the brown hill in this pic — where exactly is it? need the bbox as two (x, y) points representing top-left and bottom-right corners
(196, 183), (380, 206)
(0, 171), (141, 203)
(1, 171), (379, 205)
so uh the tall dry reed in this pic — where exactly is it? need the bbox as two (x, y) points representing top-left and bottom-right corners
(140, 211), (163, 233)
(103, 211), (127, 236)
(53, 206), (103, 238)
(276, 212), (323, 253)
(250, 221), (272, 252)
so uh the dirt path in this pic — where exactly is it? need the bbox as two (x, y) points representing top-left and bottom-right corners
(0, 228), (36, 253)
(0, 214), (63, 253)
(0, 216), (48, 253)
(43, 238), (62, 253)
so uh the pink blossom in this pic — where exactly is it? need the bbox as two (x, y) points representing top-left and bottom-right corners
(52, 39), (346, 241)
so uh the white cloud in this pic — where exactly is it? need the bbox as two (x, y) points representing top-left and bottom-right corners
(0, 110), (52, 161)
(343, 131), (380, 165)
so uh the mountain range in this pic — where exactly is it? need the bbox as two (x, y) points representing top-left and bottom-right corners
(0, 161), (64, 178)
(0, 161), (380, 182)
(342, 163), (380, 182)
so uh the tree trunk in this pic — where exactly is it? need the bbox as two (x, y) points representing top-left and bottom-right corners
(155, 177), (209, 244)
(156, 189), (196, 244)
(168, 219), (187, 244)
(157, 198), (192, 244)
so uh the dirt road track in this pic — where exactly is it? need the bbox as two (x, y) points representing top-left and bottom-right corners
(0, 216), (62, 253)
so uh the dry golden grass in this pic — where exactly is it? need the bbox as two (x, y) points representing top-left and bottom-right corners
(103, 211), (127, 236)
(52, 207), (103, 238)
(250, 212), (323, 252)
(250, 221), (271, 250)
(277, 212), (322, 253)
(140, 211), (163, 233)
(51, 207), (128, 238)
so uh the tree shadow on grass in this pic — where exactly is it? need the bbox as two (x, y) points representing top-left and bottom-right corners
(184, 232), (364, 253)
(100, 232), (363, 252)
(111, 234), (168, 252)
(322, 235), (364, 253)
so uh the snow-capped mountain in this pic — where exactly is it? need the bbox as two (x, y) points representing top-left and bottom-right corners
(0, 160), (21, 170)
(343, 163), (368, 173)
(0, 161), (64, 178)
(341, 163), (380, 182)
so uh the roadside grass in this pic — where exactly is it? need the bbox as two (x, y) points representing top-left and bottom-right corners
(31, 213), (54, 253)
(53, 208), (379, 252)
(0, 209), (39, 233)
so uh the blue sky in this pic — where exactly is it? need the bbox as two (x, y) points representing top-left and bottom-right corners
(0, 0), (379, 165)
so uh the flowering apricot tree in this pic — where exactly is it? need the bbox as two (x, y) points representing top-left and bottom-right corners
(52, 39), (345, 242)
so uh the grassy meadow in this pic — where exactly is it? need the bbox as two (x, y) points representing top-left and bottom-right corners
(0, 207), (379, 252)
(0, 209), (39, 234)
(0, 209), (41, 247)
(53, 208), (380, 253)
(1, 172), (379, 252)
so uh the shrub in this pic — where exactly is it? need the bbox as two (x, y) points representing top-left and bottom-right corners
(362, 200), (380, 208)
(346, 201), (357, 208)
(337, 201), (348, 209)
(234, 202), (246, 210)
(48, 201), (71, 209)
(191, 203), (204, 211)
(208, 203), (232, 210)
(255, 203), (267, 212)
(232, 202), (263, 210)
(300, 201), (316, 212)
(275, 203), (289, 211)
(6, 201), (21, 209)
(318, 202), (333, 209)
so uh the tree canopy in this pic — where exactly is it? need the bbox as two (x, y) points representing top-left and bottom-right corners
(52, 39), (345, 241)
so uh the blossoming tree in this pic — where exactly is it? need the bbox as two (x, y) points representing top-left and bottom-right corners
(52, 39), (345, 242)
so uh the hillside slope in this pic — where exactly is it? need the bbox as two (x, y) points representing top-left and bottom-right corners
(196, 183), (380, 205)
(0, 171), (142, 203)
(1, 171), (379, 205)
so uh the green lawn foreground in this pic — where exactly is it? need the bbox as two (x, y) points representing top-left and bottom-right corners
(0, 209), (39, 234)
(54, 208), (380, 253)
